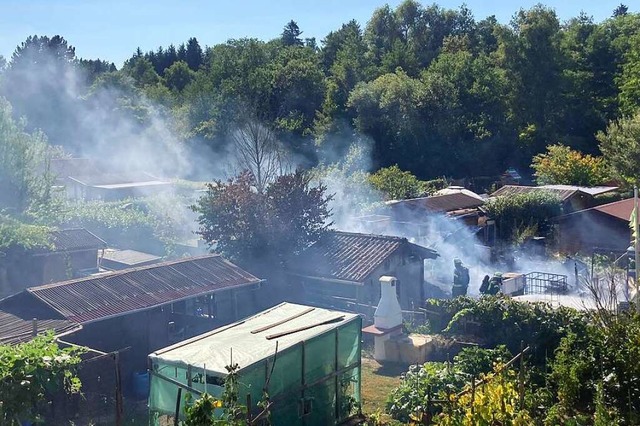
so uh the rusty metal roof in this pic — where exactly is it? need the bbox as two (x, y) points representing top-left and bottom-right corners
(26, 255), (261, 324)
(49, 228), (107, 252)
(289, 231), (437, 283)
(592, 198), (633, 221)
(386, 192), (484, 213)
(558, 198), (633, 222)
(0, 292), (81, 345)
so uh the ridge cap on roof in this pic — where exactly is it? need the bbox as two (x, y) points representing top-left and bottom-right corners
(330, 230), (407, 242)
(50, 227), (107, 242)
(26, 253), (230, 292)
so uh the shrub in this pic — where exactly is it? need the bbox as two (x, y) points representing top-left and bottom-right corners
(453, 345), (511, 377)
(435, 367), (533, 425)
(0, 332), (84, 424)
(387, 347), (514, 423)
(386, 362), (466, 422)
(425, 296), (587, 364)
(485, 191), (562, 242)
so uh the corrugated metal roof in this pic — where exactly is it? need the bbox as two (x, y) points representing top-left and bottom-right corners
(49, 228), (107, 252)
(289, 231), (437, 283)
(101, 249), (162, 267)
(27, 255), (261, 324)
(491, 185), (577, 201)
(0, 312), (81, 345)
(593, 198), (633, 221)
(558, 198), (633, 222)
(386, 192), (484, 213)
(541, 185), (618, 196)
(0, 292), (81, 345)
(491, 185), (618, 201)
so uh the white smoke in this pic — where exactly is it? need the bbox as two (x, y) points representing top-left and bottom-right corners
(316, 139), (577, 297)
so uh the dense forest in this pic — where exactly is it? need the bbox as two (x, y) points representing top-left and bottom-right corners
(1, 1), (639, 182)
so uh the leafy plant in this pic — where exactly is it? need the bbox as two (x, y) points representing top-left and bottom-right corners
(0, 332), (84, 425)
(184, 363), (247, 426)
(0, 215), (52, 251)
(29, 197), (183, 256)
(386, 363), (466, 422)
(453, 345), (511, 378)
(485, 191), (562, 243)
(435, 367), (533, 426)
(425, 296), (587, 365)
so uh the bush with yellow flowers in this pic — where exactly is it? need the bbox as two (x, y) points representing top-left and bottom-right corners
(435, 368), (532, 426)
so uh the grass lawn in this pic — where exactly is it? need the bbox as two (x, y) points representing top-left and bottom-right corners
(360, 357), (408, 424)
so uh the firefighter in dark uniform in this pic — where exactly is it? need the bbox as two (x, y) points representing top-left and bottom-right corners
(482, 272), (503, 295)
(452, 258), (470, 297)
(480, 275), (491, 294)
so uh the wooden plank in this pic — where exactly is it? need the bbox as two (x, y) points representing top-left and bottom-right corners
(266, 316), (345, 340)
(250, 307), (315, 334)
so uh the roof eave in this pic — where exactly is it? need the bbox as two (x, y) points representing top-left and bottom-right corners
(65, 279), (264, 325)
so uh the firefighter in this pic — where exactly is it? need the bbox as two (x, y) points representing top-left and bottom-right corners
(485, 272), (503, 295)
(452, 258), (470, 297)
(480, 275), (490, 294)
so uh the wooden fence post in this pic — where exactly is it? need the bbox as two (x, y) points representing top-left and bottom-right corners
(471, 375), (476, 416)
(174, 388), (182, 426)
(114, 352), (123, 426)
(519, 341), (525, 410)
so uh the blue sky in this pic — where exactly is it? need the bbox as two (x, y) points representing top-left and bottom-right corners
(0, 0), (630, 67)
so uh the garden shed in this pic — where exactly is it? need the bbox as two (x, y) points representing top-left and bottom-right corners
(148, 302), (362, 425)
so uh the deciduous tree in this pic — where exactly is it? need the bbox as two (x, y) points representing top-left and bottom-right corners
(597, 112), (640, 185)
(193, 170), (332, 267)
(232, 119), (287, 193)
(531, 144), (609, 186)
(368, 164), (425, 200)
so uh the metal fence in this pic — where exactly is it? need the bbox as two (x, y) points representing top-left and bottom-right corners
(524, 271), (568, 295)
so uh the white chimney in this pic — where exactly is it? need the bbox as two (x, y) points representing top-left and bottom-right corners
(372, 276), (403, 362)
(374, 276), (403, 330)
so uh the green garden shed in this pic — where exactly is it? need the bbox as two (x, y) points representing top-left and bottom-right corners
(148, 302), (362, 425)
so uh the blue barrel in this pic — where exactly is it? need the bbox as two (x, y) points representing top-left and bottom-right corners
(133, 370), (149, 399)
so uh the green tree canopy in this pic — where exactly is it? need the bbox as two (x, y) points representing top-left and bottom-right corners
(531, 144), (610, 186)
(281, 20), (303, 47)
(597, 112), (640, 185)
(368, 164), (426, 200)
(163, 60), (194, 92)
(0, 98), (55, 213)
(193, 170), (332, 268)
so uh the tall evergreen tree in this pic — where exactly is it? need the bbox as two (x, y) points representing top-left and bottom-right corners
(185, 37), (203, 70)
(281, 20), (303, 47)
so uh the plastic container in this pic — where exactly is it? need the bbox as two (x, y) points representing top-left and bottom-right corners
(133, 370), (150, 399)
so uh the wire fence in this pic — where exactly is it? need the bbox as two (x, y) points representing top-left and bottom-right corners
(44, 347), (149, 425)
